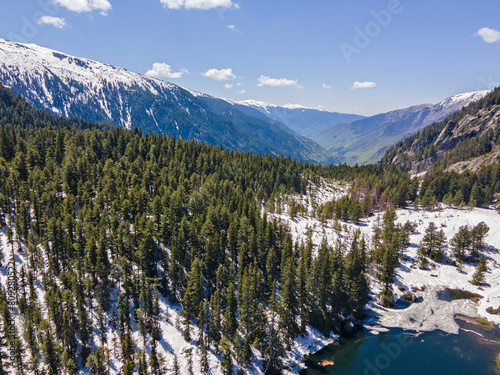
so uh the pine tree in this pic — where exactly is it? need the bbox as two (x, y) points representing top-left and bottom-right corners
(42, 330), (60, 375)
(264, 282), (283, 375)
(471, 255), (487, 285)
(86, 347), (107, 375)
(471, 222), (489, 258)
(219, 337), (233, 375)
(149, 338), (161, 375)
(122, 359), (134, 375)
(183, 258), (204, 320)
(451, 226), (472, 261)
(419, 223), (447, 261)
(456, 259), (465, 273)
(200, 335), (209, 373)
(171, 354), (180, 375)
(120, 329), (135, 365)
(208, 291), (222, 347)
(296, 244), (309, 335)
(222, 283), (237, 340)
(137, 349), (148, 375)
(278, 257), (298, 348)
(184, 349), (194, 375)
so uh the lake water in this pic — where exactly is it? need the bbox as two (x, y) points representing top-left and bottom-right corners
(303, 323), (500, 375)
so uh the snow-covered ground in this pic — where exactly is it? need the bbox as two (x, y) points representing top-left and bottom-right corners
(377, 207), (500, 332)
(0, 206), (340, 375)
(1, 178), (499, 374)
(0, 230), (225, 375)
(282, 327), (337, 374)
(272, 183), (500, 337)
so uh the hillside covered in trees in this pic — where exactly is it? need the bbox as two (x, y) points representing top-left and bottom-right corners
(0, 80), (500, 374)
(0, 83), (426, 374)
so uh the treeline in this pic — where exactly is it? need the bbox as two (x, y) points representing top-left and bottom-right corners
(0, 82), (107, 133)
(420, 163), (500, 208)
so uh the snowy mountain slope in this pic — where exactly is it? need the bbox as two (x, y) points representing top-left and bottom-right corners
(232, 99), (365, 138)
(312, 91), (490, 165)
(0, 38), (335, 164)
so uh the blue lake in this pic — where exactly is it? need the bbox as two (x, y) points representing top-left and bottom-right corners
(303, 322), (500, 375)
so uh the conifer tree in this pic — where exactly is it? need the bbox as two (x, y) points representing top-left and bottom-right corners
(185, 349), (194, 375)
(451, 226), (472, 261)
(200, 335), (210, 374)
(471, 222), (489, 258)
(171, 354), (180, 375)
(137, 349), (148, 375)
(42, 330), (60, 375)
(149, 338), (161, 375)
(183, 258), (204, 321)
(86, 347), (107, 375)
(471, 255), (487, 285)
(122, 359), (134, 375)
(278, 256), (298, 348)
(222, 283), (237, 340)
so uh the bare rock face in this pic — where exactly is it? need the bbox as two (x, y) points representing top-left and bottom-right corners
(384, 91), (500, 173)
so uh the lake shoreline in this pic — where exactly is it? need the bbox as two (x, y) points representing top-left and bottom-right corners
(302, 315), (500, 374)
(296, 302), (500, 374)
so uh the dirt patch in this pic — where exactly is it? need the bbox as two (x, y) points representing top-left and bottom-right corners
(444, 288), (483, 303)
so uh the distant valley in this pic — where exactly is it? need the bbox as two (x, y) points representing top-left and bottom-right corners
(0, 38), (489, 166)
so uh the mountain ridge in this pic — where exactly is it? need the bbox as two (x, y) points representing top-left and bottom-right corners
(311, 90), (490, 165)
(0, 38), (336, 164)
(381, 87), (500, 173)
(231, 99), (365, 138)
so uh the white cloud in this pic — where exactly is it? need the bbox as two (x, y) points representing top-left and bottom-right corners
(203, 68), (236, 81)
(38, 16), (66, 28)
(54, 0), (112, 15)
(351, 81), (377, 90)
(226, 24), (242, 34)
(224, 83), (234, 89)
(145, 63), (188, 79)
(322, 83), (331, 89)
(257, 75), (303, 88)
(237, 89), (247, 94)
(474, 27), (500, 43)
(160, 0), (235, 10)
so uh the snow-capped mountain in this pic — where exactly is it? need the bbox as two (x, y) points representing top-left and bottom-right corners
(0, 38), (488, 166)
(311, 90), (490, 165)
(0, 38), (336, 164)
(232, 99), (365, 138)
(0, 39), (184, 129)
(383, 87), (500, 172)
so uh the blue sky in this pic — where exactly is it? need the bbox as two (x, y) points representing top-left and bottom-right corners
(1, 0), (500, 115)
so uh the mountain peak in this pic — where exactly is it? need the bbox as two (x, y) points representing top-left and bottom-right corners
(437, 90), (491, 109)
(236, 99), (327, 113)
